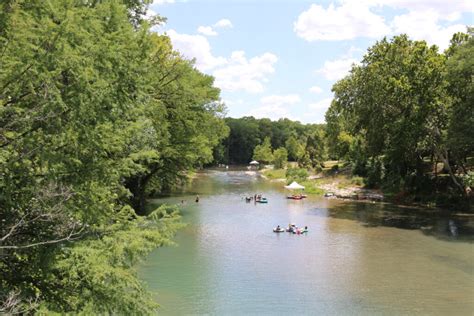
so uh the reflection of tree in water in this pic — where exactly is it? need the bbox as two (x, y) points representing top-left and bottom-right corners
(313, 202), (474, 242)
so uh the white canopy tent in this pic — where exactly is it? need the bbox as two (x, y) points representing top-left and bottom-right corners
(249, 160), (260, 165)
(284, 181), (305, 190)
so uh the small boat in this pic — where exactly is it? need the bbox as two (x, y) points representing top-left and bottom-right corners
(256, 197), (268, 203)
(273, 227), (285, 233)
(287, 195), (303, 200)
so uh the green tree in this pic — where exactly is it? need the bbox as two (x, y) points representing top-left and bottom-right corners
(285, 135), (304, 161)
(286, 167), (308, 184)
(253, 137), (274, 164)
(331, 35), (451, 187)
(0, 1), (227, 313)
(445, 28), (474, 176)
(273, 147), (288, 169)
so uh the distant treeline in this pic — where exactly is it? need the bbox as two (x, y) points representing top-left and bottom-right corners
(213, 117), (327, 167)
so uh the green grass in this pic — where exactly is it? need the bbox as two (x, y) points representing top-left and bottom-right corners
(301, 180), (325, 195)
(262, 168), (286, 180)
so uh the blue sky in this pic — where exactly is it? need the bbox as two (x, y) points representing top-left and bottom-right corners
(149, 0), (473, 124)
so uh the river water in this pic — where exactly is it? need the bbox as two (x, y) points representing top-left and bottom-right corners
(139, 169), (474, 315)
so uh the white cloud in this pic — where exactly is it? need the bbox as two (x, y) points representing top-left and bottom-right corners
(294, 3), (390, 41)
(197, 26), (218, 36)
(309, 85), (323, 94)
(391, 9), (467, 50)
(166, 30), (226, 71)
(223, 99), (244, 107)
(248, 94), (301, 120)
(308, 97), (333, 111)
(166, 29), (277, 93)
(304, 97), (334, 123)
(196, 18), (233, 37)
(351, 0), (472, 15)
(316, 56), (358, 81)
(213, 51), (278, 93)
(294, 0), (471, 50)
(152, 0), (175, 5)
(214, 19), (233, 28)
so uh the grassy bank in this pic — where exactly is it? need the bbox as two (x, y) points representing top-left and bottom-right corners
(260, 162), (379, 198)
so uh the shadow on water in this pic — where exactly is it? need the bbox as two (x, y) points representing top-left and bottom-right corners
(310, 201), (474, 242)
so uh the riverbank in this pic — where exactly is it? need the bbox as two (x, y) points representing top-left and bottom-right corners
(260, 165), (472, 211)
(260, 166), (383, 201)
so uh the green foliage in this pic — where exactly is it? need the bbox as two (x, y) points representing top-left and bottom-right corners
(285, 135), (304, 161)
(223, 117), (260, 164)
(38, 205), (184, 314)
(351, 176), (365, 186)
(273, 147), (288, 169)
(300, 181), (324, 195)
(215, 117), (325, 165)
(286, 167), (308, 184)
(461, 171), (474, 188)
(445, 28), (474, 164)
(366, 158), (384, 188)
(0, 1), (227, 313)
(326, 33), (473, 200)
(253, 137), (274, 164)
(262, 168), (286, 180)
(301, 130), (326, 170)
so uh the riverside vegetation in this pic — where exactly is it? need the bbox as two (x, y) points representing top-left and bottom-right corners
(214, 30), (473, 209)
(0, 0), (472, 314)
(0, 1), (228, 313)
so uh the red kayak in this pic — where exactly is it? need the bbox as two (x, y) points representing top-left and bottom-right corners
(287, 195), (303, 200)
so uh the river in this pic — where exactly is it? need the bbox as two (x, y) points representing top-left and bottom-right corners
(139, 169), (474, 315)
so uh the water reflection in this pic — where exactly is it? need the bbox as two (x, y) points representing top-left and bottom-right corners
(141, 169), (474, 315)
(311, 201), (474, 242)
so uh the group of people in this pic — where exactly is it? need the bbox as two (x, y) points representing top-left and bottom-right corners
(245, 194), (264, 202)
(274, 223), (308, 234)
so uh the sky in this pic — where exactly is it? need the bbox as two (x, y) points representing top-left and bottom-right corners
(148, 0), (473, 124)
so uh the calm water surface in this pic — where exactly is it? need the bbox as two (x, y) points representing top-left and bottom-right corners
(139, 169), (474, 315)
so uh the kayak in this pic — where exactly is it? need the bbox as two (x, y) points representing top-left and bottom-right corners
(256, 198), (268, 203)
(273, 228), (285, 233)
(287, 195), (303, 200)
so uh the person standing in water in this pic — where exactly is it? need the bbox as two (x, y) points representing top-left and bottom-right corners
(195, 195), (199, 203)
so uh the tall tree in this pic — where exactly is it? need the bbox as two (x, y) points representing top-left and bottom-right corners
(253, 137), (274, 164)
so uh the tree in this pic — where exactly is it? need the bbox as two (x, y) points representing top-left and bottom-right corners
(331, 35), (451, 186)
(0, 1), (227, 313)
(273, 147), (288, 169)
(445, 29), (474, 175)
(285, 135), (304, 161)
(253, 137), (274, 164)
(224, 117), (260, 164)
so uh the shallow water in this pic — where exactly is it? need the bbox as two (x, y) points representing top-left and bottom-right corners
(139, 169), (474, 315)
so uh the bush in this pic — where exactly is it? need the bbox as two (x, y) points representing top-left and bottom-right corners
(366, 158), (384, 188)
(351, 176), (364, 186)
(286, 167), (308, 184)
(273, 147), (288, 169)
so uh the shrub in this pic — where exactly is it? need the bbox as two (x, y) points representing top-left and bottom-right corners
(286, 167), (308, 184)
